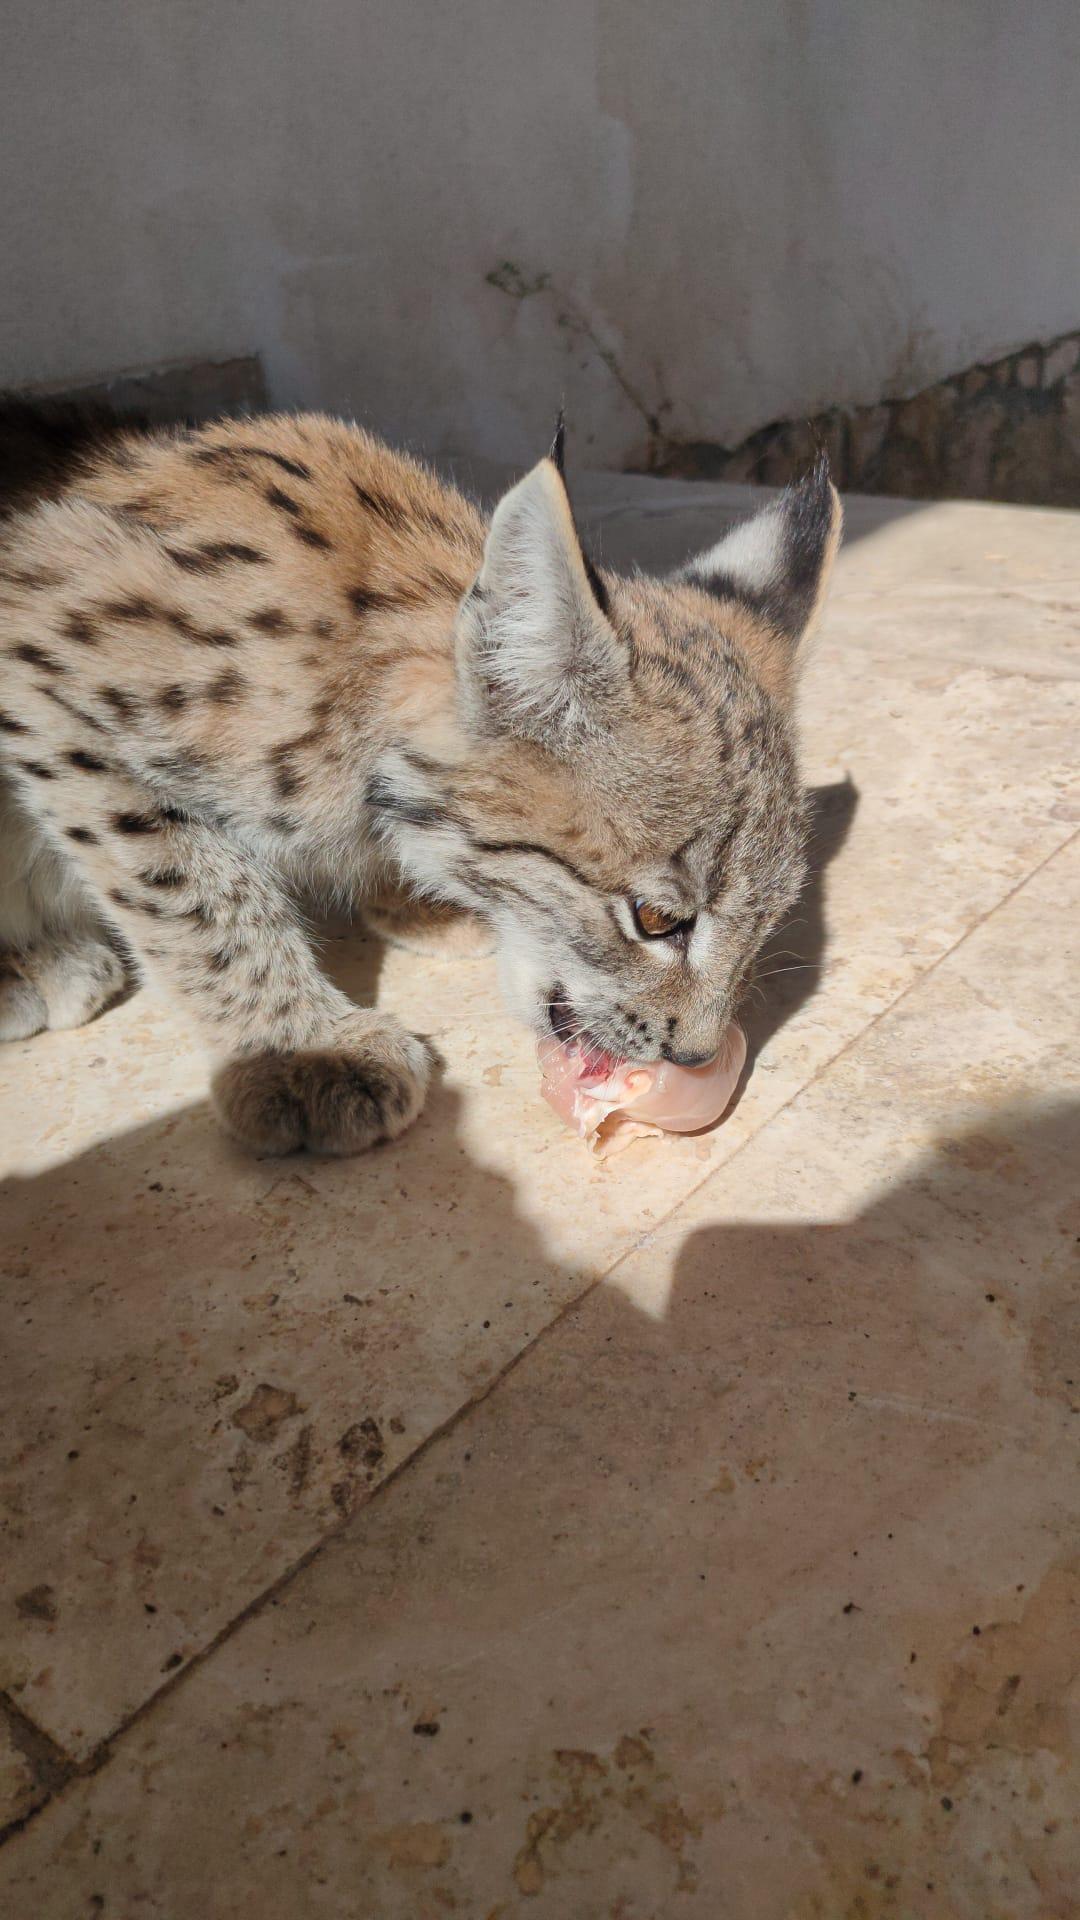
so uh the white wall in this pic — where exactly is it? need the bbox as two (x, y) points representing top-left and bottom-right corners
(4, 0), (1079, 467)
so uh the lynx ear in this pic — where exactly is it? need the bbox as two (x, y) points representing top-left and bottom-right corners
(457, 443), (625, 750)
(678, 457), (842, 653)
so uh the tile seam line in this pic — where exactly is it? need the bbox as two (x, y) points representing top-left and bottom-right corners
(0, 1692), (75, 1844)
(354, 814), (1079, 1436)
(541, 820), (1080, 1320)
(2, 822), (1076, 1845)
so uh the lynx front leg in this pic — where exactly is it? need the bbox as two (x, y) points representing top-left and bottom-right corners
(18, 760), (429, 1153)
(0, 931), (126, 1039)
(0, 780), (128, 1036)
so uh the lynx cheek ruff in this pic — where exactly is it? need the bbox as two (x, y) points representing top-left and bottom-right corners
(537, 1023), (747, 1160)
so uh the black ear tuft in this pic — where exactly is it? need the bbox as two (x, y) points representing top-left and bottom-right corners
(549, 409), (566, 476)
(780, 454), (838, 626)
(544, 408), (609, 617)
(678, 453), (842, 650)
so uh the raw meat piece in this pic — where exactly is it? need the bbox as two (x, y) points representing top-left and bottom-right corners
(537, 1023), (747, 1160)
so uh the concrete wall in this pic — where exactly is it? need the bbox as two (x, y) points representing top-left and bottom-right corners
(4, 1), (1079, 470)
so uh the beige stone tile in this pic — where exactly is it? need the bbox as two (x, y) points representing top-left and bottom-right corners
(609, 829), (1080, 1315)
(1, 834), (1075, 1915)
(825, 518), (1080, 685)
(1, 495), (1075, 1763)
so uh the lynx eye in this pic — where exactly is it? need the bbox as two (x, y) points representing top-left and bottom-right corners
(630, 899), (694, 940)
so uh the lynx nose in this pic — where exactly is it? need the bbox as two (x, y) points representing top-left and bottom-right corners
(661, 1044), (715, 1068)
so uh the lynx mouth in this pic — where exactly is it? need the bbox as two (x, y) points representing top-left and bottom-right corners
(547, 994), (622, 1083)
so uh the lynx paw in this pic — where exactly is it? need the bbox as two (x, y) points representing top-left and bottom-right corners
(0, 958), (48, 1041)
(362, 892), (495, 959)
(0, 935), (128, 1040)
(211, 1015), (432, 1156)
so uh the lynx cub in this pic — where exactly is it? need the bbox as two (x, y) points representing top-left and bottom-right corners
(0, 406), (840, 1153)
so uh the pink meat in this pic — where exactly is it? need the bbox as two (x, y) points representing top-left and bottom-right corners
(537, 1023), (747, 1152)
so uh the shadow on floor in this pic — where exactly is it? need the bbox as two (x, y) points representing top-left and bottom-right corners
(306, 912), (386, 1010)
(3, 1101), (1075, 1912)
(741, 776), (860, 1067)
(0, 1067), (563, 1807)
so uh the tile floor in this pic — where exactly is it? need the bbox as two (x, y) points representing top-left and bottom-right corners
(1, 474), (1077, 1918)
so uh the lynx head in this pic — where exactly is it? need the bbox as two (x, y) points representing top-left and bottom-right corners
(384, 432), (841, 1067)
